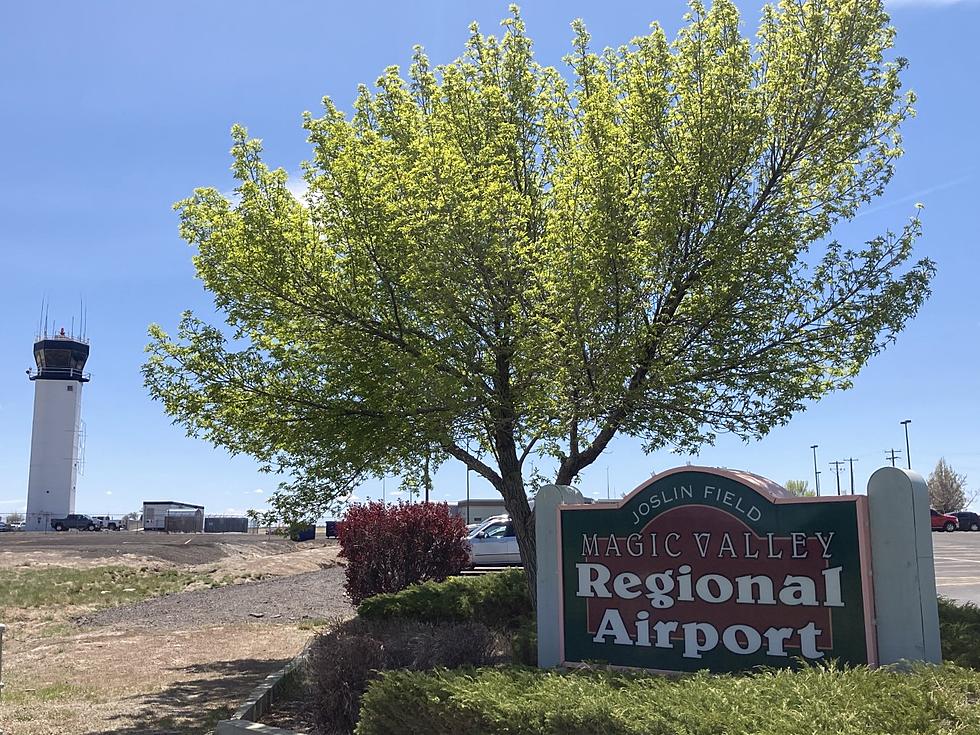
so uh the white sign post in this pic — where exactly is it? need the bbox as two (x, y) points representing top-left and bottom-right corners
(867, 467), (942, 664)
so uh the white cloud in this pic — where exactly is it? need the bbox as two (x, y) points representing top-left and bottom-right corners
(252, 488), (264, 494)
(0, 499), (24, 504)
(225, 507), (247, 515)
(105, 490), (112, 496)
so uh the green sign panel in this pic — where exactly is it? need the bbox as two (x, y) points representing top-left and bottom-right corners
(559, 467), (876, 672)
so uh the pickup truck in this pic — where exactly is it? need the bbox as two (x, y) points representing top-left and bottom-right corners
(51, 514), (99, 532)
(91, 515), (121, 531)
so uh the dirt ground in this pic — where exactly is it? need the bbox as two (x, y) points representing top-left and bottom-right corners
(0, 533), (351, 735)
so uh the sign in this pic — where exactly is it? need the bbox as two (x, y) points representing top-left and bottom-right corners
(558, 467), (876, 673)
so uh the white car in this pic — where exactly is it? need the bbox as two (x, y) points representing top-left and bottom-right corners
(466, 515), (522, 566)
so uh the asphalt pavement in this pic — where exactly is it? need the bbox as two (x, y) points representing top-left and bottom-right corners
(933, 531), (980, 605)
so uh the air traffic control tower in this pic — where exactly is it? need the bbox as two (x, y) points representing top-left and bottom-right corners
(25, 329), (90, 531)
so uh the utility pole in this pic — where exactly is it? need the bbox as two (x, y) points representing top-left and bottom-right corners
(829, 461), (846, 495)
(886, 448), (902, 467)
(901, 420), (912, 470)
(810, 445), (821, 497)
(606, 466), (611, 500)
(845, 457), (858, 495)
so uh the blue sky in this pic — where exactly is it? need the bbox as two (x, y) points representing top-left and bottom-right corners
(1, 0), (977, 517)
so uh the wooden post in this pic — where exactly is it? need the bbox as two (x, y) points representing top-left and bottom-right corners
(0, 623), (6, 701)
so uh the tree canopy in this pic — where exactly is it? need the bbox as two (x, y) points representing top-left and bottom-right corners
(784, 480), (815, 497)
(144, 0), (933, 597)
(928, 458), (972, 514)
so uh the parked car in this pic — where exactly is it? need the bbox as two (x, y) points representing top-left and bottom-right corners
(466, 515), (521, 566)
(91, 515), (121, 531)
(930, 508), (959, 532)
(0, 521), (10, 532)
(953, 511), (980, 532)
(51, 514), (99, 532)
(10, 521), (25, 530)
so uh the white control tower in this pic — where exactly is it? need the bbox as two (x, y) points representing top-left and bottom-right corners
(25, 328), (90, 531)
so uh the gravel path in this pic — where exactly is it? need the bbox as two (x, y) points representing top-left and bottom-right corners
(81, 568), (353, 629)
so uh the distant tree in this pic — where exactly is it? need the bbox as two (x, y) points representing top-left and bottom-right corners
(784, 480), (815, 497)
(928, 458), (973, 513)
(121, 511), (141, 521)
(144, 2), (933, 605)
(6, 511), (23, 524)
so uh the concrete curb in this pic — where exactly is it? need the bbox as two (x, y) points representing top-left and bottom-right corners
(215, 640), (312, 735)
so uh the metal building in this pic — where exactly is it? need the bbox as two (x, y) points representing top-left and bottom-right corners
(142, 501), (204, 532)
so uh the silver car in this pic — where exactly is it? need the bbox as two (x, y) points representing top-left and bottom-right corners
(466, 515), (521, 566)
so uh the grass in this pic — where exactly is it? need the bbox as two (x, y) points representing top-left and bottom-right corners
(297, 617), (335, 630)
(0, 565), (231, 611)
(2, 682), (105, 705)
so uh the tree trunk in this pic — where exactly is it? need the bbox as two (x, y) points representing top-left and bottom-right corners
(498, 471), (536, 609)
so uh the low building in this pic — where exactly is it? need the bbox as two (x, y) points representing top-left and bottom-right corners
(142, 501), (204, 532)
(451, 499), (507, 525)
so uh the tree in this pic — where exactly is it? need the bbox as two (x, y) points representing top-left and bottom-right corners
(784, 480), (815, 497)
(144, 1), (933, 605)
(6, 511), (23, 524)
(928, 458), (972, 513)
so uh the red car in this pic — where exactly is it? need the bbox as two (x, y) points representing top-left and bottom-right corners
(931, 508), (959, 532)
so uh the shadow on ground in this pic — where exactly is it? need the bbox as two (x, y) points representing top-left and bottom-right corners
(86, 657), (290, 735)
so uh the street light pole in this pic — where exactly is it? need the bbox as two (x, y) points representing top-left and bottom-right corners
(810, 445), (821, 496)
(901, 419), (912, 470)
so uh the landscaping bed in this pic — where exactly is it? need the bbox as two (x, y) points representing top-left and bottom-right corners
(265, 567), (980, 735)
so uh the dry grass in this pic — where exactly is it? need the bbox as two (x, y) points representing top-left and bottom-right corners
(0, 538), (338, 735)
(1, 624), (310, 735)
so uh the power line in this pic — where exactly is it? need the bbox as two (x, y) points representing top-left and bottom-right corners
(829, 461), (846, 496)
(886, 448), (903, 467)
(845, 457), (858, 495)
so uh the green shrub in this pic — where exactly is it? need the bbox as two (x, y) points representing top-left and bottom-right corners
(356, 663), (980, 735)
(509, 618), (537, 666)
(357, 568), (531, 630)
(306, 617), (497, 735)
(938, 596), (980, 668)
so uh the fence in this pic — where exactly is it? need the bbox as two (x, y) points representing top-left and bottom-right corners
(204, 516), (249, 533)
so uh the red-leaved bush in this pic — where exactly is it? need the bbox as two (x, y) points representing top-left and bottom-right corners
(338, 501), (470, 604)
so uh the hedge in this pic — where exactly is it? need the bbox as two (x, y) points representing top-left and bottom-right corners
(939, 596), (980, 668)
(356, 664), (980, 735)
(357, 568), (531, 630)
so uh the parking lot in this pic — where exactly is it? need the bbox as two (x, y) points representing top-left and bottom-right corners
(933, 532), (980, 605)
